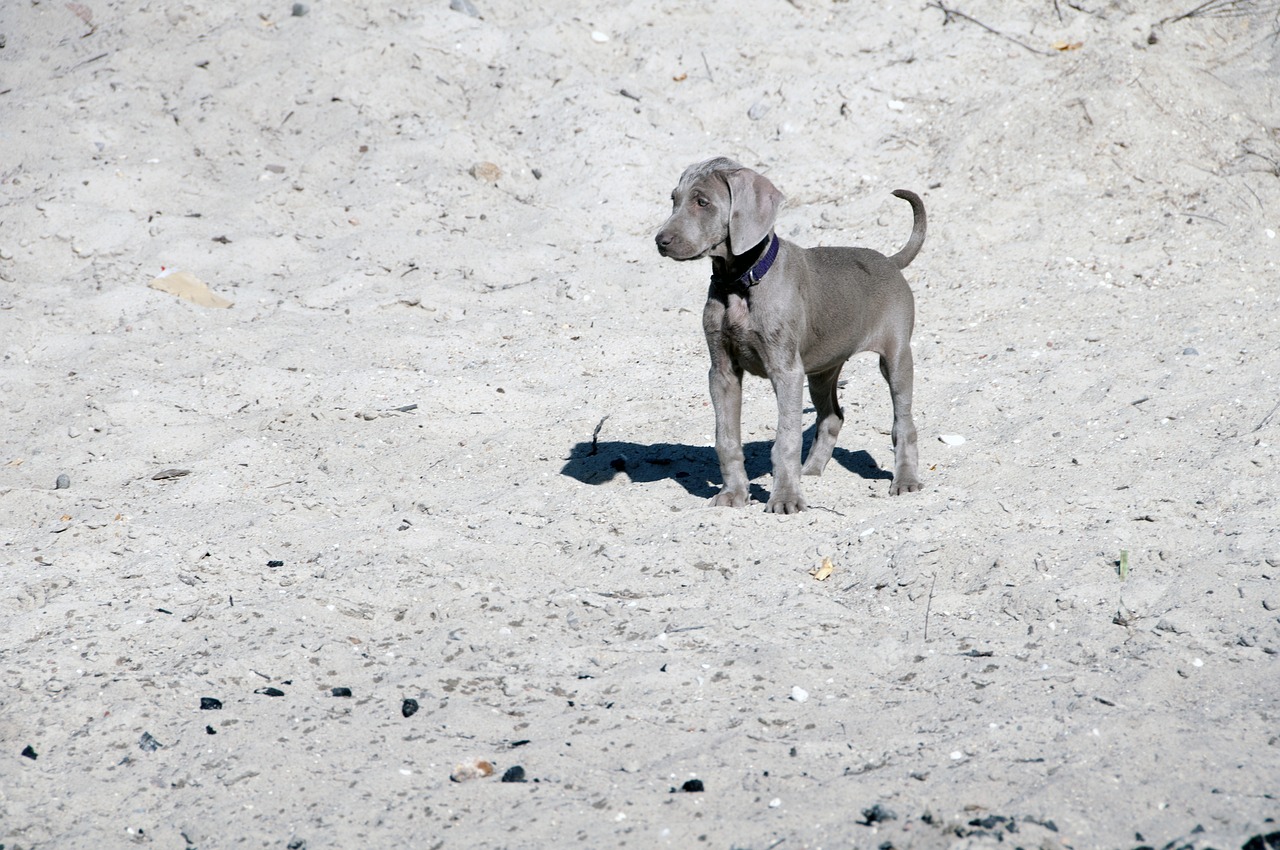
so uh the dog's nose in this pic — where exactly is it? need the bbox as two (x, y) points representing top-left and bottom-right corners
(655, 231), (672, 254)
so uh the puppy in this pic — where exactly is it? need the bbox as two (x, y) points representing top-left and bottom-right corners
(655, 157), (925, 513)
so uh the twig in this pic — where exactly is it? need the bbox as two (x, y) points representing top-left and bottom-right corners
(923, 573), (937, 641)
(701, 51), (715, 83)
(927, 2), (1056, 56)
(590, 415), (609, 456)
(1254, 398), (1280, 432)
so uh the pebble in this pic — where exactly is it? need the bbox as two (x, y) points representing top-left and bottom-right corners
(789, 686), (809, 703)
(887, 99), (906, 111)
(939, 434), (965, 446)
(748, 100), (770, 121)
(401, 698), (419, 718)
(330, 687), (352, 697)
(450, 0), (480, 17)
(680, 779), (704, 793)
(255, 687), (286, 697)
(291, 2), (308, 15)
(590, 30), (609, 43)
(200, 697), (223, 710)
(862, 803), (898, 824)
(768, 798), (782, 808)
(500, 765), (526, 783)
(450, 758), (494, 782)
(205, 725), (217, 735)
(55, 473), (70, 490)
(21, 745), (37, 760)
(139, 732), (163, 752)
(1182, 347), (1199, 356)
(469, 161), (501, 183)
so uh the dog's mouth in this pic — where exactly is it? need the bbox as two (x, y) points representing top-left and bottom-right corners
(657, 241), (712, 261)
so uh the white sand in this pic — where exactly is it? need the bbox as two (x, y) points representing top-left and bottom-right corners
(3, 1), (1278, 847)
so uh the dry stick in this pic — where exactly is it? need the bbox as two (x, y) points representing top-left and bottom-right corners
(1254, 399), (1280, 432)
(927, 2), (1056, 56)
(923, 573), (938, 642)
(590, 415), (609, 456)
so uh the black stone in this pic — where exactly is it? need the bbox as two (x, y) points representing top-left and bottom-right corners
(267, 560), (284, 568)
(330, 687), (352, 698)
(255, 687), (286, 697)
(139, 732), (163, 752)
(200, 697), (223, 710)
(1243, 832), (1280, 850)
(680, 779), (704, 793)
(401, 698), (419, 718)
(21, 744), (37, 760)
(500, 765), (526, 783)
(861, 804), (897, 825)
(206, 725), (217, 735)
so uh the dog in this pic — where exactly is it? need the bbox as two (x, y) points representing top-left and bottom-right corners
(654, 157), (925, 513)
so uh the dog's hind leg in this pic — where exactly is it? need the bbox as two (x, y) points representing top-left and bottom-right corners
(801, 364), (844, 477)
(879, 342), (921, 495)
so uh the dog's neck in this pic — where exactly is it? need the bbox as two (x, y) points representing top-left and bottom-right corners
(710, 233), (779, 290)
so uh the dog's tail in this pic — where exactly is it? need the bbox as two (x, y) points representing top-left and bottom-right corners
(888, 189), (926, 270)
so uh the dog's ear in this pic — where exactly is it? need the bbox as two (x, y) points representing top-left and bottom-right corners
(725, 168), (783, 254)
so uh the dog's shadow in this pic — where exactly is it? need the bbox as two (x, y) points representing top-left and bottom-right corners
(560, 431), (891, 500)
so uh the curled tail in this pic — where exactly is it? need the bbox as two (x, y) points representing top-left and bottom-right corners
(888, 189), (927, 270)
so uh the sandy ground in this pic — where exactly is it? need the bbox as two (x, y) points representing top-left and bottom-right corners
(2, 0), (1279, 848)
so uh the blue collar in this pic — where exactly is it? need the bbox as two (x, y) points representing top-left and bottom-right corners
(716, 234), (779, 288)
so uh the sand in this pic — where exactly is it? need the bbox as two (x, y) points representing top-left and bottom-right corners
(2, 0), (1279, 847)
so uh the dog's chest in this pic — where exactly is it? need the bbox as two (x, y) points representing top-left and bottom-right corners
(720, 293), (769, 375)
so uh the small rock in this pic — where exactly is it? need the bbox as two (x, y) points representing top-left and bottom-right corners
(590, 30), (609, 43)
(680, 779), (704, 793)
(1242, 831), (1280, 850)
(21, 744), (37, 760)
(768, 798), (782, 808)
(55, 473), (70, 490)
(152, 468), (191, 480)
(401, 698), (419, 718)
(450, 0), (480, 17)
(469, 161), (501, 183)
(255, 687), (286, 697)
(1182, 347), (1199, 356)
(747, 100), (770, 121)
(939, 434), (965, 446)
(205, 725), (217, 735)
(200, 697), (223, 710)
(139, 732), (163, 752)
(267, 560), (284, 568)
(500, 765), (526, 783)
(450, 758), (494, 782)
(789, 686), (809, 703)
(330, 687), (352, 698)
(887, 99), (906, 111)
(291, 2), (308, 15)
(861, 803), (898, 824)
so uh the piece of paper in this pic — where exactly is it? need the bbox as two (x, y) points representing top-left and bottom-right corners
(148, 269), (233, 309)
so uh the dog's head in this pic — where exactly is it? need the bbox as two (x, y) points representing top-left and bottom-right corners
(654, 157), (784, 261)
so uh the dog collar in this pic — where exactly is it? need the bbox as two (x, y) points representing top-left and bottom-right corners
(732, 233), (779, 288)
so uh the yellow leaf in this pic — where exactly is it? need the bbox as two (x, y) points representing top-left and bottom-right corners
(810, 557), (835, 581)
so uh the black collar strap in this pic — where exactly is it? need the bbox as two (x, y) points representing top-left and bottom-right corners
(716, 233), (780, 288)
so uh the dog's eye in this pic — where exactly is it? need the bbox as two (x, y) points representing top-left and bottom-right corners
(696, 197), (709, 208)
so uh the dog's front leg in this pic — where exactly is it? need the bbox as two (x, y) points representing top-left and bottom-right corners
(766, 365), (807, 514)
(708, 363), (750, 507)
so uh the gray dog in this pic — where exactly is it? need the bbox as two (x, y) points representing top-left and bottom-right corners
(654, 157), (925, 513)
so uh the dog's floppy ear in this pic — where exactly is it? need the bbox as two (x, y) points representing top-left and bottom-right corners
(725, 167), (783, 254)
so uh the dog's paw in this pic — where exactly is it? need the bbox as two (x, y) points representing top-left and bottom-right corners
(709, 489), (750, 508)
(888, 478), (922, 496)
(765, 494), (807, 514)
